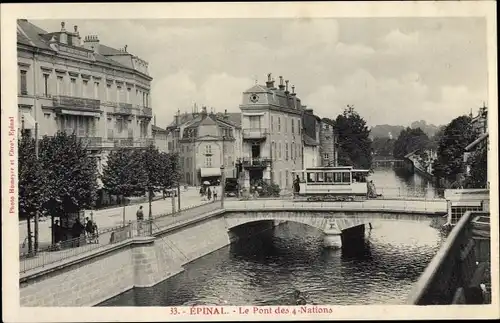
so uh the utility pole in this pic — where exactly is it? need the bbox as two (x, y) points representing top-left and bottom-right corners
(34, 122), (39, 253)
(220, 136), (226, 208)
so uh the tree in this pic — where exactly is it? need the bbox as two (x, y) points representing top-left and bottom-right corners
(393, 127), (431, 159)
(432, 115), (476, 185)
(372, 137), (396, 157)
(138, 145), (164, 225)
(335, 105), (373, 169)
(18, 130), (45, 254)
(465, 143), (488, 188)
(39, 132), (98, 241)
(101, 147), (147, 225)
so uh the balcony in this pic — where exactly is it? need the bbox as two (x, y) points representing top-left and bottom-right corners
(239, 157), (272, 168)
(78, 137), (103, 149)
(136, 106), (153, 117)
(242, 128), (268, 140)
(111, 137), (155, 148)
(53, 95), (101, 111)
(113, 103), (133, 115)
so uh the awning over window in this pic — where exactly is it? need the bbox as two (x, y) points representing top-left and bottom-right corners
(59, 109), (101, 117)
(200, 167), (221, 177)
(242, 112), (265, 116)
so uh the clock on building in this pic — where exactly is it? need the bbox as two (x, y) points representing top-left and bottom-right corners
(249, 93), (259, 103)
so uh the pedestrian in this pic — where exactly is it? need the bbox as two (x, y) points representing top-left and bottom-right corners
(136, 205), (144, 233)
(53, 219), (61, 244)
(199, 186), (204, 197)
(85, 217), (95, 243)
(207, 187), (212, 200)
(213, 187), (218, 201)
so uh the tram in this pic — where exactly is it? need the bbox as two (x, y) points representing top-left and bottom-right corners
(292, 166), (377, 202)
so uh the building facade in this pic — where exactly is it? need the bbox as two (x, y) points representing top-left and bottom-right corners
(239, 74), (304, 191)
(166, 108), (241, 186)
(301, 108), (322, 169)
(17, 20), (153, 177)
(319, 118), (338, 167)
(152, 125), (168, 153)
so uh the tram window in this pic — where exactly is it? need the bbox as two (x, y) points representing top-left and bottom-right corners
(334, 172), (342, 183)
(307, 173), (315, 182)
(325, 172), (334, 182)
(316, 172), (325, 182)
(342, 172), (351, 183)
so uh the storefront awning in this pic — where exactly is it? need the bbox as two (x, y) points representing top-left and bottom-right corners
(200, 167), (221, 177)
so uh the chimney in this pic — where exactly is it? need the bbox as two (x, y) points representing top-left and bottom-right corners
(291, 85), (296, 96)
(83, 35), (100, 53)
(278, 76), (285, 90)
(265, 73), (275, 88)
(71, 25), (81, 47)
(59, 21), (68, 44)
(285, 80), (289, 94)
(124, 45), (128, 52)
(224, 109), (229, 119)
(201, 106), (208, 117)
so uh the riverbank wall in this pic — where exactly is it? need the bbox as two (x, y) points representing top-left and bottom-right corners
(19, 206), (445, 307)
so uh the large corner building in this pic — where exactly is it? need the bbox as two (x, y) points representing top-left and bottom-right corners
(17, 19), (154, 176)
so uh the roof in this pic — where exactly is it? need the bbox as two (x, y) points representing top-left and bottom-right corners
(215, 112), (241, 128)
(17, 19), (52, 50)
(99, 44), (125, 56)
(465, 133), (488, 152)
(16, 20), (140, 71)
(152, 125), (167, 133)
(303, 134), (318, 146)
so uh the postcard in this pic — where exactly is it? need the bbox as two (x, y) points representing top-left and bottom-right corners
(1, 1), (498, 322)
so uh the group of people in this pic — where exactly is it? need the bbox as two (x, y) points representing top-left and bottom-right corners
(199, 185), (218, 201)
(53, 217), (99, 248)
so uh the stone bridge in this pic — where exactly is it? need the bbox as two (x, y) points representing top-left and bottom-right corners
(221, 199), (446, 248)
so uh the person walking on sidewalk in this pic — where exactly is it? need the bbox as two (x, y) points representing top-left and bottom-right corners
(136, 205), (144, 234)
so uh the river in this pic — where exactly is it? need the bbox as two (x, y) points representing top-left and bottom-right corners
(99, 168), (447, 306)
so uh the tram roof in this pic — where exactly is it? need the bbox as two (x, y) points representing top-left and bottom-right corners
(293, 167), (370, 172)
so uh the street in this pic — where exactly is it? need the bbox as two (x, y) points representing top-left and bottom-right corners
(18, 186), (209, 250)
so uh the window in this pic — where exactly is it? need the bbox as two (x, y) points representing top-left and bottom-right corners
(285, 143), (289, 160)
(325, 172), (334, 182)
(56, 76), (63, 95)
(284, 118), (288, 133)
(117, 85), (122, 102)
(291, 142), (295, 160)
(205, 156), (212, 167)
(278, 117), (281, 133)
(70, 78), (76, 96)
(94, 82), (99, 99)
(127, 88), (131, 103)
(249, 115), (261, 129)
(291, 119), (295, 134)
(106, 83), (111, 101)
(271, 116), (274, 132)
(82, 80), (88, 98)
(205, 145), (212, 155)
(285, 170), (289, 187)
(324, 153), (329, 160)
(298, 120), (301, 135)
(20, 70), (28, 95)
(307, 172), (315, 183)
(278, 142), (282, 159)
(316, 172), (325, 182)
(43, 74), (49, 96)
(272, 141), (276, 159)
(334, 172), (342, 183)
(342, 172), (351, 183)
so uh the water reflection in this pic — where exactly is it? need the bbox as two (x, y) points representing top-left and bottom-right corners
(101, 219), (445, 306)
(371, 167), (443, 198)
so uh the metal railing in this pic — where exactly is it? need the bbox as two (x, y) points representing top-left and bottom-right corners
(407, 211), (491, 305)
(113, 103), (133, 115)
(225, 199), (447, 213)
(53, 95), (100, 110)
(239, 157), (272, 168)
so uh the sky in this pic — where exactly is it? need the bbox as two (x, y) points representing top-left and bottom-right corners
(32, 18), (488, 128)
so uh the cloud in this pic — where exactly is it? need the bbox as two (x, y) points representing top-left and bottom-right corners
(29, 18), (488, 128)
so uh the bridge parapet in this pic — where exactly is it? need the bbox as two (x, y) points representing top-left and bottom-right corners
(407, 211), (491, 305)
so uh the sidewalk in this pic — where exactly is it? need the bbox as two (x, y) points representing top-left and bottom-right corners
(19, 187), (205, 248)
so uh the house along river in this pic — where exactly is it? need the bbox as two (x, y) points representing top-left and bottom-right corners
(100, 168), (447, 306)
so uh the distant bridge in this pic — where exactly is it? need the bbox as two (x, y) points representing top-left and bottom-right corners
(373, 159), (406, 167)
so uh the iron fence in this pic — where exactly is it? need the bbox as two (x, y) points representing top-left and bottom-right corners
(18, 201), (221, 273)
